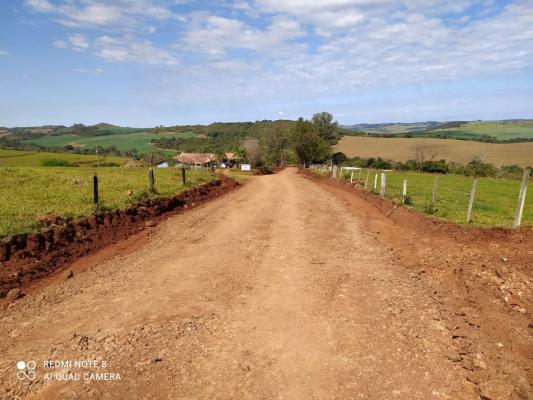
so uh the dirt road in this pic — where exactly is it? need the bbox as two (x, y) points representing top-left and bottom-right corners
(0, 168), (521, 399)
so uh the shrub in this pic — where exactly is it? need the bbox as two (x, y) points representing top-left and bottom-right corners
(40, 158), (79, 167)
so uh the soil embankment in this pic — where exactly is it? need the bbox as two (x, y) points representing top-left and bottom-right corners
(301, 168), (533, 399)
(0, 176), (239, 297)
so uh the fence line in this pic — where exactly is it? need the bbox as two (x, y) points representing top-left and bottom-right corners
(309, 164), (531, 227)
(514, 168), (530, 227)
(466, 177), (478, 224)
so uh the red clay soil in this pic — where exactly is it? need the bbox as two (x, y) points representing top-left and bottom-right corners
(301, 168), (533, 399)
(0, 176), (239, 298)
(1, 167), (532, 399)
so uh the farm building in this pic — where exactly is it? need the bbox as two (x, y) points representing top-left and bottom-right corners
(221, 152), (238, 168)
(174, 152), (217, 167)
(156, 161), (170, 168)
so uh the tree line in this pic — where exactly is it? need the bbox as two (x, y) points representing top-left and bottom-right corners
(152, 112), (340, 167)
(332, 152), (530, 180)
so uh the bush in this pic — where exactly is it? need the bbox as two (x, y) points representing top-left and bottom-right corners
(423, 203), (438, 214)
(40, 158), (79, 167)
(465, 158), (498, 177)
(420, 160), (448, 174)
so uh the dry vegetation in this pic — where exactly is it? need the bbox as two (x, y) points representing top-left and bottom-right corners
(335, 136), (533, 167)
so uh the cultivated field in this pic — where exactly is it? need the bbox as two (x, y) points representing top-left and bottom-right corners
(0, 167), (214, 238)
(427, 120), (533, 140)
(23, 131), (193, 155)
(344, 120), (533, 139)
(335, 136), (533, 167)
(336, 168), (532, 227)
(0, 149), (127, 167)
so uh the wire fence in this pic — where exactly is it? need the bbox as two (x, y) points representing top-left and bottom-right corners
(0, 166), (215, 238)
(310, 165), (532, 227)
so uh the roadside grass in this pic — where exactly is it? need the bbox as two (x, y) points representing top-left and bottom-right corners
(221, 168), (255, 184)
(0, 149), (127, 167)
(0, 166), (215, 239)
(23, 131), (192, 155)
(336, 169), (532, 227)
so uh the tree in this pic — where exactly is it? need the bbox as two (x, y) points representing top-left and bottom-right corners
(465, 155), (497, 177)
(312, 112), (338, 144)
(414, 144), (438, 170)
(292, 118), (330, 166)
(262, 123), (289, 166)
(242, 138), (260, 166)
(331, 152), (347, 165)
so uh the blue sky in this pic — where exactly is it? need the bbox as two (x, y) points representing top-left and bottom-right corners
(0, 0), (532, 127)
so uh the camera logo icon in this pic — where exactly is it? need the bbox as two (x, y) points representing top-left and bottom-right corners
(16, 360), (37, 381)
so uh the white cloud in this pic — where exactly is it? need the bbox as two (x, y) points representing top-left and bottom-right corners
(53, 40), (67, 48)
(0, 50), (8, 56)
(53, 33), (90, 51)
(25, 0), (179, 29)
(25, 0), (533, 108)
(181, 14), (304, 55)
(164, 0), (533, 105)
(25, 0), (54, 12)
(94, 35), (178, 65)
(73, 68), (104, 73)
(248, 0), (474, 35)
(68, 33), (90, 49)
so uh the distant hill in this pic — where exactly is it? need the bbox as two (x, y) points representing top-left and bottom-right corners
(342, 119), (533, 141)
(422, 120), (533, 141)
(93, 122), (119, 129)
(342, 121), (442, 134)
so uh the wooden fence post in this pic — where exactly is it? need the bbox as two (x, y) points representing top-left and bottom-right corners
(380, 173), (386, 197)
(374, 173), (378, 192)
(513, 168), (530, 227)
(181, 167), (186, 185)
(364, 170), (369, 190)
(332, 165), (337, 179)
(466, 177), (478, 223)
(350, 171), (354, 183)
(93, 174), (99, 206)
(402, 179), (407, 204)
(149, 168), (155, 193)
(432, 175), (439, 205)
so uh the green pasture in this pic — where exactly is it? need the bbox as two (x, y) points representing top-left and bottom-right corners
(0, 149), (127, 167)
(23, 131), (193, 155)
(336, 168), (532, 227)
(426, 121), (533, 140)
(0, 166), (215, 238)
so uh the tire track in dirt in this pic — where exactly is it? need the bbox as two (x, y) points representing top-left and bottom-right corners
(1, 168), (472, 399)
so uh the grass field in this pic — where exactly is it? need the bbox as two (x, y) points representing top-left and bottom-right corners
(335, 137), (533, 167)
(0, 149), (128, 167)
(0, 167), (215, 238)
(334, 168), (532, 227)
(426, 120), (533, 140)
(23, 131), (192, 155)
